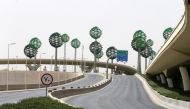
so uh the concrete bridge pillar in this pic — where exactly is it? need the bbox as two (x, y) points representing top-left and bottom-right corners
(163, 70), (173, 88)
(156, 75), (160, 81)
(160, 74), (166, 84)
(179, 66), (190, 91)
(166, 78), (174, 88)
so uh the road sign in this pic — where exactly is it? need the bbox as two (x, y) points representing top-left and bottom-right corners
(41, 73), (53, 86)
(117, 50), (128, 62)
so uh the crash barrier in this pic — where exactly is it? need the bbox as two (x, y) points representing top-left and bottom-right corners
(50, 77), (112, 99)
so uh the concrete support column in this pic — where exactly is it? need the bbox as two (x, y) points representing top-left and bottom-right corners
(166, 78), (173, 88)
(179, 66), (190, 91)
(156, 75), (160, 81)
(160, 74), (166, 84)
(163, 70), (167, 77)
(163, 69), (173, 88)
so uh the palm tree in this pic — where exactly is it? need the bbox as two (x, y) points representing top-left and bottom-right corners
(49, 32), (63, 71)
(149, 50), (156, 60)
(163, 27), (173, 40)
(95, 51), (104, 72)
(24, 44), (38, 71)
(29, 37), (42, 65)
(106, 46), (117, 74)
(71, 38), (81, 72)
(90, 26), (102, 40)
(89, 26), (102, 72)
(61, 33), (70, 72)
(24, 44), (38, 59)
(29, 37), (42, 49)
(131, 30), (146, 74)
(96, 50), (104, 60)
(140, 39), (153, 70)
(89, 40), (102, 72)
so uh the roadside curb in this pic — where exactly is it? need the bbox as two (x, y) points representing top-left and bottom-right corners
(48, 74), (112, 108)
(135, 74), (190, 109)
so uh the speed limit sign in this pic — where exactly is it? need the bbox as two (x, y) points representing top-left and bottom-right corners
(41, 73), (53, 85)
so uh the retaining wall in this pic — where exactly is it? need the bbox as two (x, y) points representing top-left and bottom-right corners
(0, 71), (84, 91)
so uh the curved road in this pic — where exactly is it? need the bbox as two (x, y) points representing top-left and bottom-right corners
(0, 73), (103, 105)
(56, 73), (104, 89)
(65, 75), (165, 109)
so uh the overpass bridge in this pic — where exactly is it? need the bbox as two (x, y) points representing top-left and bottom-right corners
(145, 0), (190, 91)
(0, 59), (136, 75)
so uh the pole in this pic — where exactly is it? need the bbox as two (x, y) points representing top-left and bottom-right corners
(97, 58), (99, 73)
(15, 56), (18, 70)
(25, 56), (27, 89)
(7, 43), (16, 90)
(63, 43), (67, 72)
(74, 48), (77, 72)
(55, 48), (58, 71)
(7, 44), (10, 90)
(106, 58), (110, 79)
(145, 58), (147, 70)
(81, 45), (84, 73)
(51, 56), (53, 71)
(46, 86), (48, 96)
(111, 59), (113, 74)
(40, 54), (42, 71)
(137, 49), (141, 74)
(94, 40), (97, 72)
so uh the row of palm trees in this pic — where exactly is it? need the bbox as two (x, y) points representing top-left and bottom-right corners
(24, 32), (80, 71)
(89, 27), (118, 73)
(131, 27), (173, 74)
(24, 26), (118, 72)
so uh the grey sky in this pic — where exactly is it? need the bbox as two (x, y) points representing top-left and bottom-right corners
(0, 0), (185, 71)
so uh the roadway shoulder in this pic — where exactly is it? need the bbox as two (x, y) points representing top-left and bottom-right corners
(135, 74), (190, 109)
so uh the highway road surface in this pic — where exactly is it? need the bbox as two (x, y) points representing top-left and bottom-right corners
(65, 75), (165, 109)
(0, 73), (103, 105)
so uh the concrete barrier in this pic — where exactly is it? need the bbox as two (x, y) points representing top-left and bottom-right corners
(50, 77), (112, 99)
(135, 74), (190, 109)
(0, 71), (84, 91)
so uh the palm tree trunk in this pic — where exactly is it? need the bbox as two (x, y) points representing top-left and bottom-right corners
(63, 43), (67, 72)
(74, 48), (77, 72)
(55, 48), (58, 71)
(145, 58), (147, 70)
(137, 49), (141, 74)
(111, 59), (113, 74)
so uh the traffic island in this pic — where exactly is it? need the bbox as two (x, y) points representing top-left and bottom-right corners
(49, 77), (112, 99)
(0, 97), (83, 109)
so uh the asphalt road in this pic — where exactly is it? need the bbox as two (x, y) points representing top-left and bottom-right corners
(65, 75), (165, 109)
(0, 73), (103, 105)
(55, 73), (104, 89)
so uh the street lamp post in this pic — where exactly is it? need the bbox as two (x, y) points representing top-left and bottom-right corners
(50, 56), (54, 71)
(40, 53), (46, 71)
(106, 54), (116, 79)
(15, 56), (18, 70)
(114, 66), (117, 74)
(81, 45), (84, 73)
(7, 42), (16, 90)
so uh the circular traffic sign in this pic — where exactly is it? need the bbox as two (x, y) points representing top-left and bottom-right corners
(41, 73), (53, 85)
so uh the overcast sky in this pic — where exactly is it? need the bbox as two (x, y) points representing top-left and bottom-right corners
(0, 0), (185, 71)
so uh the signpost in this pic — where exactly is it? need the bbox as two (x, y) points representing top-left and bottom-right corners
(41, 73), (53, 96)
(117, 50), (128, 62)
